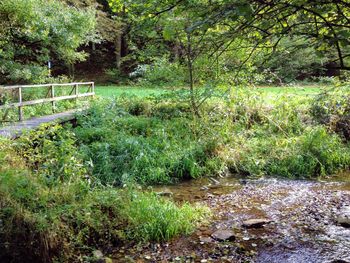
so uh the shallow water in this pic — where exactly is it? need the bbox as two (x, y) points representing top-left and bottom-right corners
(115, 174), (350, 262)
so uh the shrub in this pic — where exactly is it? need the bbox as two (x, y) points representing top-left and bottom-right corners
(310, 86), (350, 141)
(14, 124), (87, 186)
(132, 57), (187, 87)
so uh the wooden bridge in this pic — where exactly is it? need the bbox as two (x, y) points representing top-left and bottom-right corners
(0, 82), (95, 138)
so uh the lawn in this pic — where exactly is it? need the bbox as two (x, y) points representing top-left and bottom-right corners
(95, 85), (168, 97)
(95, 85), (326, 98)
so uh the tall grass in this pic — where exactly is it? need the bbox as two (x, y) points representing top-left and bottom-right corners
(0, 127), (206, 262)
(75, 87), (350, 183)
(123, 191), (208, 242)
(75, 98), (222, 185)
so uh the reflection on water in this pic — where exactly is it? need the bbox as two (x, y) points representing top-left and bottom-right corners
(152, 173), (350, 203)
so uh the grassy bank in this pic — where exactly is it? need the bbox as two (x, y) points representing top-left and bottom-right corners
(76, 86), (350, 185)
(0, 126), (207, 262)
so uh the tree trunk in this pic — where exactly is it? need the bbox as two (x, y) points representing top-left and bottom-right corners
(186, 32), (200, 118)
(115, 33), (122, 70)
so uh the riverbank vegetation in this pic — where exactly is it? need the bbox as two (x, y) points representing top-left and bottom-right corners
(76, 86), (350, 184)
(0, 125), (207, 262)
(1, 84), (349, 261)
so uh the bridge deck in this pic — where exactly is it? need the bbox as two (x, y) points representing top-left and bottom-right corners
(0, 109), (80, 138)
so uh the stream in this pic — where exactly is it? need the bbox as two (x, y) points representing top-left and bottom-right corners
(113, 175), (350, 263)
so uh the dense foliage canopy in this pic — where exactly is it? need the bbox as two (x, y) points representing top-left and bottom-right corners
(1, 0), (349, 85)
(0, 0), (96, 84)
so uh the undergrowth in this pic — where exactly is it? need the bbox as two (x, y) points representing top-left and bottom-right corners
(74, 87), (350, 184)
(0, 126), (206, 262)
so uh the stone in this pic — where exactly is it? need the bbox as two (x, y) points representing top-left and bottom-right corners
(242, 218), (272, 228)
(336, 206), (350, 228)
(211, 229), (235, 241)
(156, 189), (173, 197)
(199, 236), (213, 243)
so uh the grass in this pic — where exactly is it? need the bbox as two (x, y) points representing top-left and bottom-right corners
(0, 125), (207, 262)
(73, 86), (350, 186)
(95, 85), (168, 98)
(0, 84), (327, 124)
(75, 98), (220, 185)
(124, 191), (208, 242)
(257, 85), (323, 95)
(95, 84), (325, 98)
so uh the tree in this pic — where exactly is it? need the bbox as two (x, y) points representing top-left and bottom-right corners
(108, 0), (255, 116)
(0, 0), (96, 84)
(105, 0), (350, 114)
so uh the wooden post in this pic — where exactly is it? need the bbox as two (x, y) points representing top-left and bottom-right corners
(91, 82), (95, 97)
(51, 85), (55, 113)
(18, 87), (23, 121)
(75, 83), (78, 106)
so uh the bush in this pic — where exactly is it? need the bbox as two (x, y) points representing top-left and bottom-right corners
(131, 57), (187, 87)
(310, 86), (350, 141)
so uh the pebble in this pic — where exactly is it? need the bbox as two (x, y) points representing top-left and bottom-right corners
(242, 218), (272, 228)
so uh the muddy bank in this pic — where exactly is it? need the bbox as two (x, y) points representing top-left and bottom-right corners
(112, 177), (350, 263)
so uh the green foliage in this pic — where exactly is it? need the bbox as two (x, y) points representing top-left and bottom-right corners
(75, 97), (220, 185)
(252, 37), (329, 84)
(76, 87), (350, 183)
(0, 125), (206, 262)
(0, 0), (96, 84)
(131, 57), (187, 87)
(230, 126), (350, 178)
(219, 88), (350, 178)
(310, 85), (350, 141)
(123, 191), (208, 242)
(14, 125), (87, 185)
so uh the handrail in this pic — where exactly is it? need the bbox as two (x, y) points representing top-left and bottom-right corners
(0, 82), (95, 121)
(0, 82), (95, 90)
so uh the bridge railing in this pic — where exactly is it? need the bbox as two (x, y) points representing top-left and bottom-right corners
(0, 82), (94, 121)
